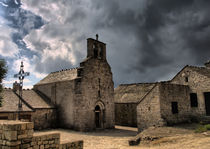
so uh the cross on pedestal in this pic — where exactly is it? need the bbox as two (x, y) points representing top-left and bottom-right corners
(14, 61), (30, 115)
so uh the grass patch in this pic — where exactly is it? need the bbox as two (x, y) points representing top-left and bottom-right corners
(195, 124), (210, 133)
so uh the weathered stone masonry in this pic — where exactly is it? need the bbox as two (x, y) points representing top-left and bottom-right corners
(34, 37), (115, 131)
(0, 120), (83, 149)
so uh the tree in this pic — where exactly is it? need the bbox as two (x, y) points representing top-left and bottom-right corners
(0, 59), (7, 106)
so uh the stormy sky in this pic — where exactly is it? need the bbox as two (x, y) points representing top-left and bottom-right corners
(0, 0), (210, 88)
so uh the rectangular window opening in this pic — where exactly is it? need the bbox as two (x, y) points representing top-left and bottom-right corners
(185, 77), (188, 82)
(171, 102), (178, 114)
(190, 93), (198, 107)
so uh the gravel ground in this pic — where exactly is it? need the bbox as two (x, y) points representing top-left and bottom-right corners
(34, 125), (210, 149)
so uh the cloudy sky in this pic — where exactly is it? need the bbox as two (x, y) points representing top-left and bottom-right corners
(0, 0), (210, 88)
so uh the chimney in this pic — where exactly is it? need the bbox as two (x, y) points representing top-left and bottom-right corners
(205, 60), (210, 68)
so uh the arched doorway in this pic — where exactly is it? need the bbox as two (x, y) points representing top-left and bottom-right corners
(94, 101), (105, 129)
(95, 105), (101, 128)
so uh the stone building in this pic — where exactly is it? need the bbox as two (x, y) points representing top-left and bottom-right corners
(115, 62), (210, 131)
(0, 88), (56, 130)
(34, 37), (115, 131)
(0, 36), (115, 131)
(114, 83), (155, 127)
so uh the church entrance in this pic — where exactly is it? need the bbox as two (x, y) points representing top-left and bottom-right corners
(95, 105), (101, 128)
(94, 101), (105, 129)
(204, 92), (210, 116)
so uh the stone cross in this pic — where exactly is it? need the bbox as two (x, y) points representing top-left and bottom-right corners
(14, 61), (30, 112)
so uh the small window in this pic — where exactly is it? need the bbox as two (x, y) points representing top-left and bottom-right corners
(98, 90), (101, 97)
(94, 48), (98, 58)
(171, 102), (178, 114)
(45, 113), (48, 120)
(190, 93), (198, 107)
(99, 46), (103, 58)
(185, 77), (188, 82)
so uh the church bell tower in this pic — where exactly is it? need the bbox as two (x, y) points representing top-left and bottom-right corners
(87, 34), (106, 60)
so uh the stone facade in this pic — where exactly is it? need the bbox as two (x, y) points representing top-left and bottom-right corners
(136, 64), (210, 131)
(116, 63), (210, 132)
(137, 84), (164, 131)
(31, 109), (57, 130)
(171, 66), (210, 117)
(34, 37), (115, 131)
(0, 120), (83, 149)
(159, 83), (191, 125)
(115, 103), (137, 127)
(114, 83), (155, 127)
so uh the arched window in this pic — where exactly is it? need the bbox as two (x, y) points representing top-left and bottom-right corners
(93, 43), (98, 58)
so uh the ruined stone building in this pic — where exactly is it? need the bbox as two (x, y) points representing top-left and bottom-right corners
(115, 61), (210, 131)
(0, 36), (115, 131)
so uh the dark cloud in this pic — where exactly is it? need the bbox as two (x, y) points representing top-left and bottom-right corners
(88, 0), (210, 85)
(2, 0), (210, 87)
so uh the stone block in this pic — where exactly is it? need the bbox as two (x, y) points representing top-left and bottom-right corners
(26, 123), (33, 130)
(20, 124), (26, 130)
(4, 131), (17, 141)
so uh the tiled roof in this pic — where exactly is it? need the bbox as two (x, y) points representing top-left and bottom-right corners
(22, 90), (54, 109)
(35, 68), (78, 85)
(114, 83), (156, 103)
(0, 89), (55, 113)
(0, 89), (33, 112)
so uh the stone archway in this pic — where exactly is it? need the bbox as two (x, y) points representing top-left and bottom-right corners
(95, 101), (105, 129)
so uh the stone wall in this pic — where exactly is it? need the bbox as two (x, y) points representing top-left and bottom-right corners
(34, 83), (54, 104)
(137, 85), (164, 132)
(53, 80), (75, 129)
(115, 103), (137, 127)
(159, 83), (191, 125)
(0, 112), (32, 120)
(32, 109), (57, 130)
(34, 38), (115, 131)
(0, 120), (83, 149)
(171, 66), (210, 116)
(0, 109), (57, 130)
(34, 80), (76, 129)
(75, 57), (115, 131)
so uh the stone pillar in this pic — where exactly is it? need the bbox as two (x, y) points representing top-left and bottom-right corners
(0, 120), (33, 149)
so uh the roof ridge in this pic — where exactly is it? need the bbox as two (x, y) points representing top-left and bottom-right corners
(50, 67), (79, 74)
(119, 82), (156, 86)
(188, 65), (207, 69)
(118, 81), (171, 87)
(137, 84), (157, 105)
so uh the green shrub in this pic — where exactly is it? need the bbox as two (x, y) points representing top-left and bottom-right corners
(195, 124), (210, 133)
(205, 124), (210, 130)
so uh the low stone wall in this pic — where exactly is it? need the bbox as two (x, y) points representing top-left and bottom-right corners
(0, 120), (83, 149)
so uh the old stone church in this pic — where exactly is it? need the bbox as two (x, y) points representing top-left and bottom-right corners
(0, 35), (210, 132)
(0, 36), (115, 131)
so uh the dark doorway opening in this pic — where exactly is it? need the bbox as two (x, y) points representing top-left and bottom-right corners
(171, 102), (178, 114)
(204, 92), (210, 116)
(95, 105), (102, 128)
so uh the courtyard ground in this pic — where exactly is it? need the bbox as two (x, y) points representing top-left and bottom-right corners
(34, 125), (210, 149)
